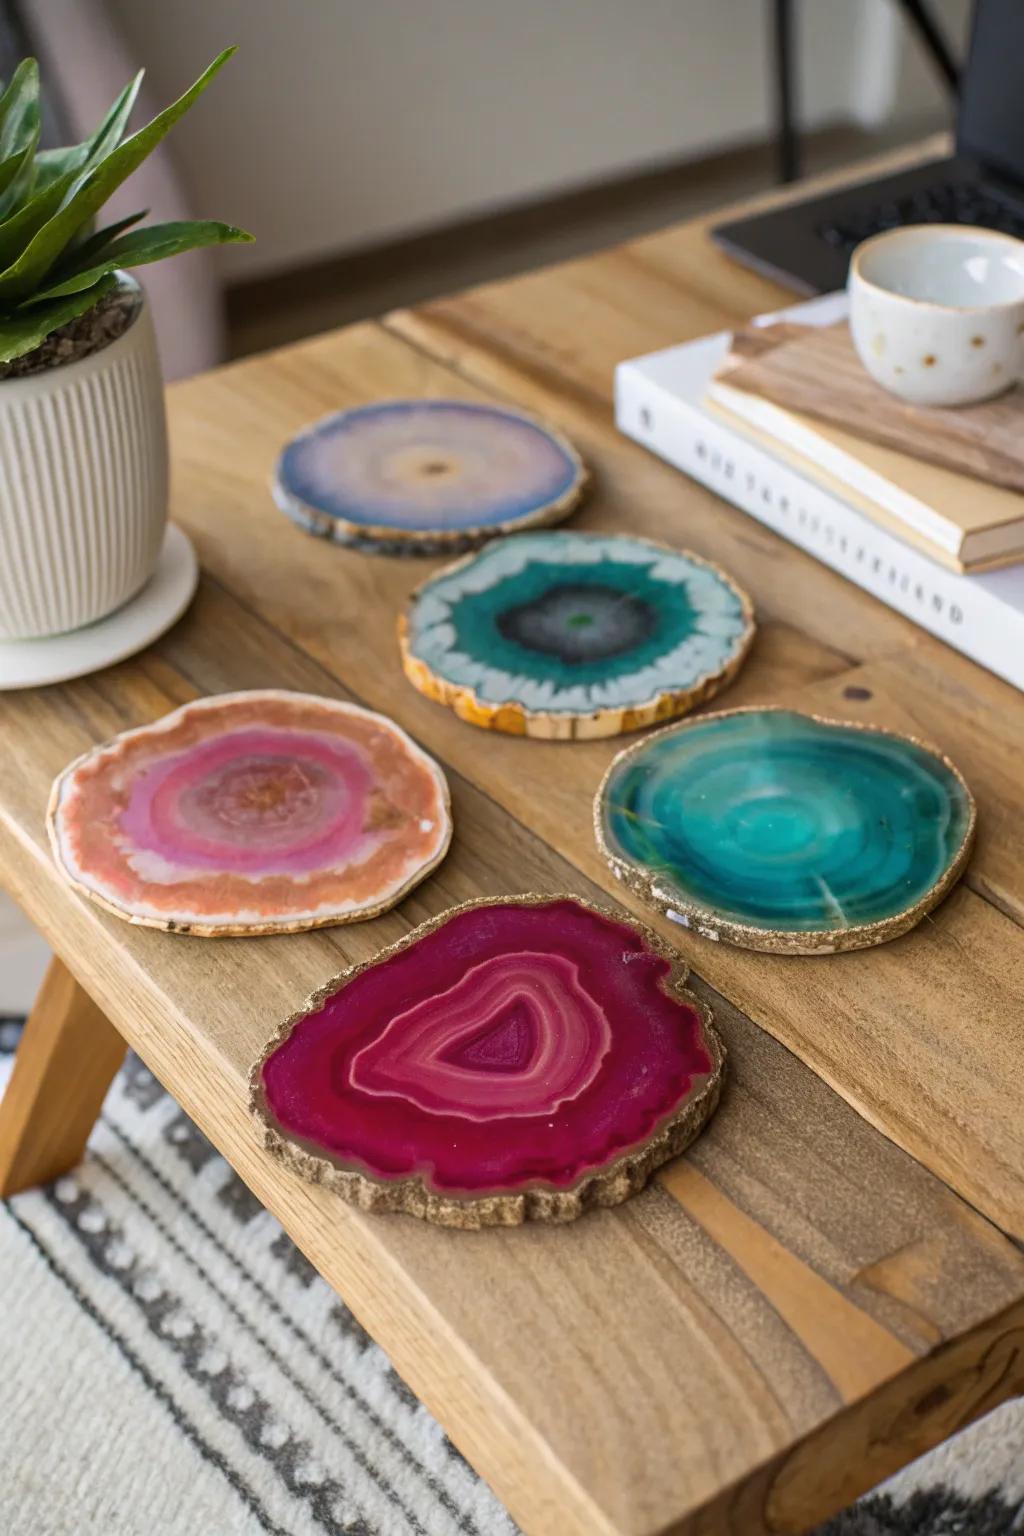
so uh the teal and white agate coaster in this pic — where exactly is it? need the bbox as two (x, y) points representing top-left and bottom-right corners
(273, 398), (587, 555)
(596, 706), (976, 954)
(399, 531), (755, 740)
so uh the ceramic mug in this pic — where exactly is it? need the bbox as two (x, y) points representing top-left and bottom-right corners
(848, 224), (1024, 407)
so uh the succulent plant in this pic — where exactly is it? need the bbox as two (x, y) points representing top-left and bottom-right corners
(0, 47), (252, 365)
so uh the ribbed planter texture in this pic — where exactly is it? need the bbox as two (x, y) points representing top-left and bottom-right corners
(0, 278), (169, 641)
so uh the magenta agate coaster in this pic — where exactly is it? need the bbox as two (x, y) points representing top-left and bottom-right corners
(250, 895), (724, 1227)
(47, 690), (452, 936)
(273, 398), (587, 554)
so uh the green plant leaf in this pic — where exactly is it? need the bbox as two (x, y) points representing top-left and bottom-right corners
(0, 61), (41, 217)
(23, 218), (253, 303)
(87, 67), (144, 147)
(0, 148), (36, 219)
(34, 68), (143, 191)
(0, 130), (33, 190)
(0, 60), (40, 198)
(35, 144), (91, 191)
(0, 70), (143, 271)
(57, 67), (145, 189)
(0, 49), (234, 304)
(0, 272), (117, 363)
(51, 209), (148, 274)
(0, 61), (38, 155)
(0, 139), (36, 220)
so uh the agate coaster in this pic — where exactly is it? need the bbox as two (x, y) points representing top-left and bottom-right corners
(274, 398), (587, 554)
(47, 690), (452, 936)
(400, 531), (755, 740)
(250, 895), (724, 1227)
(596, 706), (975, 954)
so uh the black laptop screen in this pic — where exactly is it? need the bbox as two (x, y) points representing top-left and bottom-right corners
(958, 0), (1024, 184)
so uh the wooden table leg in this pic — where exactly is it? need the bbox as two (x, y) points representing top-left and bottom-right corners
(0, 957), (126, 1196)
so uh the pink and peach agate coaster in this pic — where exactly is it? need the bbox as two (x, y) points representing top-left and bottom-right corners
(250, 895), (724, 1227)
(47, 690), (452, 936)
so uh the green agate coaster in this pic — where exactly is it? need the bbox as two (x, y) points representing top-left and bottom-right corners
(596, 706), (975, 954)
(400, 531), (755, 740)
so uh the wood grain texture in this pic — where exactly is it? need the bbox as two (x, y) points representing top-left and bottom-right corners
(0, 590), (1022, 1536)
(383, 139), (952, 419)
(719, 321), (1024, 494)
(0, 956), (126, 1195)
(3, 136), (1024, 1535)
(383, 305), (919, 668)
(159, 317), (1024, 1240)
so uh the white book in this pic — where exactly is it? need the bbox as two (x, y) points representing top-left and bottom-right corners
(614, 295), (1024, 693)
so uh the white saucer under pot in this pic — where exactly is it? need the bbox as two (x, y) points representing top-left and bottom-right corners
(0, 524), (198, 690)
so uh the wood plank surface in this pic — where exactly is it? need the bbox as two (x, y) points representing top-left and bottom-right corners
(383, 307), (919, 666)
(384, 138), (952, 417)
(154, 316), (1024, 1241)
(1, 582), (1023, 1536)
(3, 135), (1024, 1536)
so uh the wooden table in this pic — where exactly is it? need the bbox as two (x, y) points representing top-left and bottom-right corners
(2, 146), (1023, 1536)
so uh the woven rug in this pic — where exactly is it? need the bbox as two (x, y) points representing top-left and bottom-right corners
(2, 1021), (1021, 1536)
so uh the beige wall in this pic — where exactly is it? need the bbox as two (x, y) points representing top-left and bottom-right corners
(105, 0), (967, 280)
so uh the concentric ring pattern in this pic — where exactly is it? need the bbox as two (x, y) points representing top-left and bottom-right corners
(401, 531), (754, 738)
(47, 690), (452, 935)
(274, 398), (585, 549)
(597, 707), (975, 952)
(252, 896), (723, 1226)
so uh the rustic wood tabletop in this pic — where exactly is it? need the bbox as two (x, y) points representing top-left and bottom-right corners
(1, 138), (1022, 1536)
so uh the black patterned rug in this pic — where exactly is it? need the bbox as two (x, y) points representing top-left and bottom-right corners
(1, 1019), (1021, 1536)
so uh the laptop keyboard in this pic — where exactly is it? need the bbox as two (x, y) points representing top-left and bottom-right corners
(816, 180), (1024, 254)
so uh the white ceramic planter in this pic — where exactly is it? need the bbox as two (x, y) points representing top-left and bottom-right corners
(0, 277), (169, 640)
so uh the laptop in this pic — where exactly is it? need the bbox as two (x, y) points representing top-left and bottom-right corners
(713, 0), (1024, 293)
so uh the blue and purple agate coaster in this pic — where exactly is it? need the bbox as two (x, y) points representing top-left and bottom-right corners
(274, 398), (587, 555)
